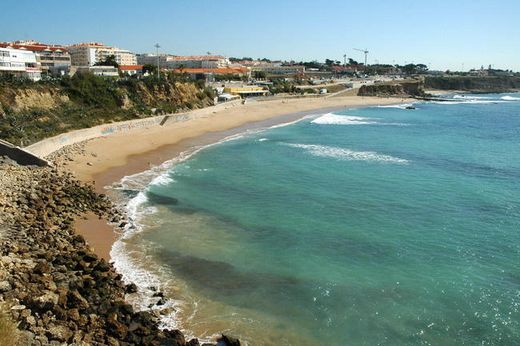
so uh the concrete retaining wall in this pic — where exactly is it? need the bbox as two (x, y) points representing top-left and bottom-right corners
(25, 100), (242, 157)
(0, 139), (50, 166)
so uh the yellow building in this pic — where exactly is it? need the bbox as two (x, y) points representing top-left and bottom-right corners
(223, 86), (269, 97)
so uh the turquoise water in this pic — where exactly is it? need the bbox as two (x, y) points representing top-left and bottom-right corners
(121, 94), (520, 345)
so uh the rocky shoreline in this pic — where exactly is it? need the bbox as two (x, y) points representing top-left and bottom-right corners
(0, 158), (239, 345)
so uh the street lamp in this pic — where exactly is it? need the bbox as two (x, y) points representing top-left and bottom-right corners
(154, 43), (161, 80)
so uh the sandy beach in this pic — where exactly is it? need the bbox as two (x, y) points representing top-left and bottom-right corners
(67, 95), (412, 260)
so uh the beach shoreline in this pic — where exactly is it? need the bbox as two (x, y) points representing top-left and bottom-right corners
(65, 95), (413, 260)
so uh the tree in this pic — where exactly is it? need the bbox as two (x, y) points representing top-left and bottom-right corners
(325, 59), (335, 66)
(142, 64), (157, 75)
(253, 71), (267, 79)
(95, 55), (119, 68)
(348, 58), (359, 65)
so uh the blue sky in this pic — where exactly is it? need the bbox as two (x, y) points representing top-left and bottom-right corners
(1, 0), (519, 71)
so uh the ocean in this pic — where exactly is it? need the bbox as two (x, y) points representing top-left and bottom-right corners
(111, 93), (520, 345)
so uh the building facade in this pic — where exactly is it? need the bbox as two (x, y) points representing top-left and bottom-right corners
(68, 43), (137, 67)
(137, 54), (230, 69)
(0, 47), (41, 80)
(0, 40), (71, 75)
(251, 64), (305, 75)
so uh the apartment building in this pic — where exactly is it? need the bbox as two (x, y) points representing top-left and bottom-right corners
(0, 47), (41, 81)
(137, 54), (230, 69)
(68, 43), (137, 66)
(0, 40), (71, 75)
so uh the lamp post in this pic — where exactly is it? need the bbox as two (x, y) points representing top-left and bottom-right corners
(154, 43), (161, 80)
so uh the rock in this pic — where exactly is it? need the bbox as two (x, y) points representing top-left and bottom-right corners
(0, 280), (12, 292)
(34, 290), (59, 310)
(125, 283), (138, 294)
(46, 324), (73, 342)
(217, 334), (241, 346)
(67, 308), (80, 322)
(67, 290), (89, 310)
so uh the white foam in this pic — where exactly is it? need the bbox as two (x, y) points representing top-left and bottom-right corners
(311, 113), (377, 125)
(150, 173), (175, 186)
(500, 95), (520, 101)
(431, 100), (505, 105)
(453, 95), (493, 100)
(377, 103), (416, 109)
(284, 143), (409, 164)
(258, 138), (269, 142)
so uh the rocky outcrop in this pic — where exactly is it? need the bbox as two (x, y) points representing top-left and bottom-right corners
(358, 81), (426, 97)
(424, 76), (520, 92)
(0, 160), (237, 345)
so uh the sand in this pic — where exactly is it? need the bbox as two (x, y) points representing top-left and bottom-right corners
(69, 95), (412, 260)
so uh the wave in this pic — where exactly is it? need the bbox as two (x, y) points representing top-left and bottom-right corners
(312, 113), (377, 125)
(431, 100), (505, 105)
(377, 103), (416, 109)
(452, 95), (493, 100)
(311, 113), (410, 126)
(284, 143), (409, 164)
(500, 95), (520, 101)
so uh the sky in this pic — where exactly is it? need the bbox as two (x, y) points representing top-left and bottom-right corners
(1, 0), (519, 71)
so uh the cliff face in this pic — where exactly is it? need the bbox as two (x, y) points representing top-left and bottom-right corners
(358, 81), (425, 97)
(0, 75), (215, 146)
(424, 76), (520, 92)
(0, 85), (69, 114)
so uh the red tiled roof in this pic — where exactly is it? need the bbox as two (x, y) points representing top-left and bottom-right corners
(0, 42), (68, 52)
(119, 65), (143, 71)
(174, 67), (249, 74)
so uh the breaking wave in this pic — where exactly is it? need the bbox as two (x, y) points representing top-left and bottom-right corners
(284, 143), (409, 164)
(501, 95), (520, 101)
(311, 113), (377, 125)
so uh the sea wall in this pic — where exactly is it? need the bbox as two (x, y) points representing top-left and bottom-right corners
(25, 100), (242, 158)
(0, 139), (49, 166)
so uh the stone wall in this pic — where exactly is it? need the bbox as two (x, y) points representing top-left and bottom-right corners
(25, 100), (242, 158)
(0, 139), (50, 166)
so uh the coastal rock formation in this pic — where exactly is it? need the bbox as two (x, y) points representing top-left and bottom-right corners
(424, 76), (520, 92)
(0, 160), (231, 345)
(357, 81), (426, 97)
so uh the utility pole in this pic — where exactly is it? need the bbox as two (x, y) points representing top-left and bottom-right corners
(154, 43), (161, 80)
(354, 48), (369, 74)
(343, 54), (347, 66)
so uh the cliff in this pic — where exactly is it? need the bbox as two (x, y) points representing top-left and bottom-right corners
(0, 74), (215, 146)
(424, 76), (520, 92)
(358, 81), (426, 97)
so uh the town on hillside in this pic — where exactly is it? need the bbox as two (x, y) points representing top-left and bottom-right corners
(1, 40), (517, 102)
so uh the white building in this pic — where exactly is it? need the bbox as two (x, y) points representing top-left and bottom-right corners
(68, 43), (137, 66)
(0, 47), (42, 81)
(136, 54), (230, 69)
(74, 66), (119, 77)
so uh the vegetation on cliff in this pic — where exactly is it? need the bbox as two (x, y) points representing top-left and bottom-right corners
(0, 73), (216, 146)
(424, 76), (520, 92)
